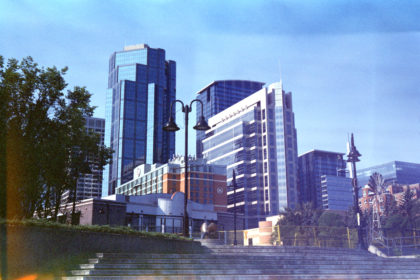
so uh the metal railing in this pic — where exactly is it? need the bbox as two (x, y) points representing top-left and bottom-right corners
(372, 229), (420, 256)
(206, 226), (359, 248)
(130, 225), (183, 234)
(217, 230), (245, 245)
(273, 225), (359, 248)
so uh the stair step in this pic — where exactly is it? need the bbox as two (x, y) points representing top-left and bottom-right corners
(88, 258), (419, 266)
(63, 275), (420, 280)
(79, 263), (420, 270)
(95, 252), (375, 259)
(70, 268), (420, 276)
(64, 245), (420, 280)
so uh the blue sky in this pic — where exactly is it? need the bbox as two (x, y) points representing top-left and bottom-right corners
(1, 0), (419, 169)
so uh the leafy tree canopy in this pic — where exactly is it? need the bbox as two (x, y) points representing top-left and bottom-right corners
(279, 203), (323, 227)
(318, 211), (345, 227)
(0, 55), (112, 220)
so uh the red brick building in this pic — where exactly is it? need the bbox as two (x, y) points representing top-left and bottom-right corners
(359, 183), (420, 214)
(116, 156), (227, 212)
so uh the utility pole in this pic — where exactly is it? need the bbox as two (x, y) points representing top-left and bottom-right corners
(346, 133), (365, 249)
(233, 170), (237, 245)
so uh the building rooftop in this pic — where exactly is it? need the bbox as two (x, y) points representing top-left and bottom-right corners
(358, 160), (420, 171)
(298, 149), (345, 157)
(196, 80), (265, 95)
(123, 44), (149, 51)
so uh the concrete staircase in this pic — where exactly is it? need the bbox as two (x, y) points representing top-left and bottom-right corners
(63, 243), (420, 280)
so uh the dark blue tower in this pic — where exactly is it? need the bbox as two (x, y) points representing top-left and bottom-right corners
(105, 44), (176, 195)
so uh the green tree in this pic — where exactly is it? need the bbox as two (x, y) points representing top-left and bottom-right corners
(382, 187), (420, 237)
(0, 56), (5, 217)
(279, 202), (322, 227)
(273, 203), (323, 246)
(383, 196), (398, 217)
(412, 200), (420, 228)
(318, 211), (345, 227)
(399, 187), (416, 230)
(368, 172), (385, 195)
(1, 57), (65, 218)
(0, 56), (112, 220)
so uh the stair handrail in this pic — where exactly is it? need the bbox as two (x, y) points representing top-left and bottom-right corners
(372, 233), (420, 256)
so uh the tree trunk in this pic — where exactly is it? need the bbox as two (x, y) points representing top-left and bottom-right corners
(52, 185), (64, 222)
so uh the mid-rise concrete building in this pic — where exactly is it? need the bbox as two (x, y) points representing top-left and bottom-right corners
(202, 82), (298, 228)
(115, 155), (227, 212)
(59, 192), (243, 234)
(321, 175), (353, 211)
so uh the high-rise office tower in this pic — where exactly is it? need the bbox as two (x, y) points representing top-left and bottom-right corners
(195, 80), (264, 158)
(63, 116), (105, 202)
(298, 150), (347, 209)
(202, 82), (298, 228)
(105, 44), (176, 195)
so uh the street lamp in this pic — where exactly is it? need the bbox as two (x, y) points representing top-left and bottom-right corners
(346, 133), (365, 249)
(232, 170), (238, 245)
(163, 99), (210, 237)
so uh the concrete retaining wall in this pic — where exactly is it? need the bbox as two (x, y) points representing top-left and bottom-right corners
(1, 224), (203, 278)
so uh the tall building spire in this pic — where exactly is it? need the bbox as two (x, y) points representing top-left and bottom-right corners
(279, 61), (283, 89)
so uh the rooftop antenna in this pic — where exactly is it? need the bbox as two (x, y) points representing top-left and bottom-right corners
(279, 60), (283, 88)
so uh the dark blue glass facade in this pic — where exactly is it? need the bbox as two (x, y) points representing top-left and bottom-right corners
(357, 161), (420, 187)
(298, 150), (346, 208)
(196, 80), (264, 158)
(106, 45), (176, 195)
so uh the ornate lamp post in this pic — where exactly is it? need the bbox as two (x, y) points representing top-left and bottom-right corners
(346, 133), (365, 249)
(163, 99), (210, 237)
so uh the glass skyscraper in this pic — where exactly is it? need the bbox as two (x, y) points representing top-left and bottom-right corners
(195, 80), (264, 158)
(298, 150), (347, 209)
(202, 82), (298, 228)
(357, 161), (420, 187)
(105, 44), (176, 195)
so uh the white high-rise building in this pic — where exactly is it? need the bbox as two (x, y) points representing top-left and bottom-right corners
(202, 82), (298, 228)
(63, 116), (105, 202)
